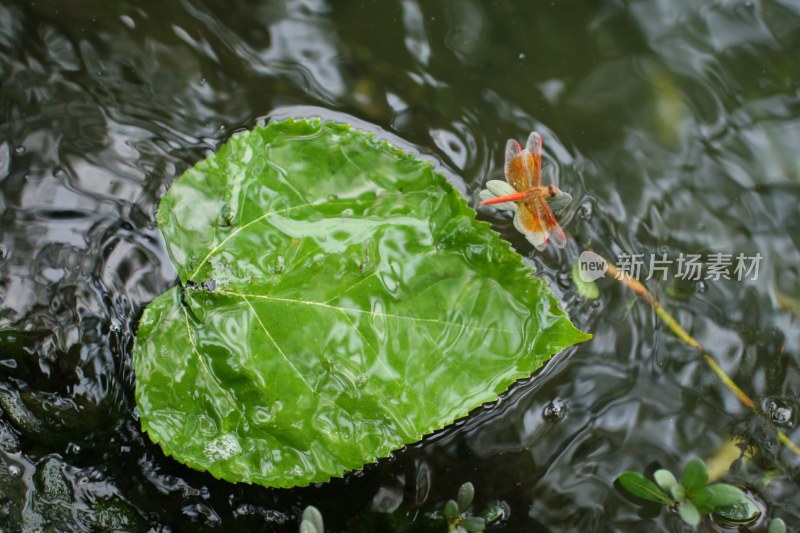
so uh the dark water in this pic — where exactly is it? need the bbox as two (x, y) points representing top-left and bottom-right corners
(1, 0), (799, 531)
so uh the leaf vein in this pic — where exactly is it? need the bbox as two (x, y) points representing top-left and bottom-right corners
(219, 290), (512, 334)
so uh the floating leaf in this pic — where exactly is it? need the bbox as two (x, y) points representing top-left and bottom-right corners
(133, 118), (590, 488)
(712, 494), (760, 526)
(617, 472), (672, 505)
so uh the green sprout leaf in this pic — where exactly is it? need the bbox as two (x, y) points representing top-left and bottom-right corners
(713, 495), (760, 526)
(617, 472), (672, 504)
(300, 522), (317, 533)
(300, 506), (324, 533)
(460, 516), (486, 532)
(481, 503), (505, 523)
(444, 500), (459, 522)
(571, 262), (599, 299)
(133, 119), (590, 488)
(671, 483), (686, 503)
(699, 484), (747, 507)
(457, 482), (475, 513)
(681, 458), (709, 492)
(678, 500), (701, 526)
(653, 469), (678, 492)
(768, 518), (787, 533)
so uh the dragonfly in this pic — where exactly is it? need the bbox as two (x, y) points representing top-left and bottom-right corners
(479, 132), (569, 250)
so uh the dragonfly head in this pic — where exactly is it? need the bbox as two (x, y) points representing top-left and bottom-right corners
(545, 185), (572, 213)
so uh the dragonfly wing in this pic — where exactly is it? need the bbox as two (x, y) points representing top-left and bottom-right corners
(504, 139), (529, 192)
(524, 132), (543, 187)
(514, 201), (548, 250)
(530, 193), (567, 248)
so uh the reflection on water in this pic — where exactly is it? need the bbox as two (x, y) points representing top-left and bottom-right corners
(1, 0), (799, 529)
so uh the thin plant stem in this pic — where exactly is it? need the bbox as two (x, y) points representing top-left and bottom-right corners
(604, 262), (800, 457)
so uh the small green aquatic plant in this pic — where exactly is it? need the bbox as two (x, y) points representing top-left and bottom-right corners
(443, 482), (486, 532)
(617, 458), (749, 526)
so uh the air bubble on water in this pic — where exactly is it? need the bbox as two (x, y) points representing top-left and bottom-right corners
(579, 201), (592, 219)
(695, 280), (707, 293)
(234, 504), (256, 517)
(518, 53), (526, 60)
(543, 398), (568, 422)
(766, 398), (793, 426)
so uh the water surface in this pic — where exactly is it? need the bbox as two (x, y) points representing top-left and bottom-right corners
(1, 0), (799, 530)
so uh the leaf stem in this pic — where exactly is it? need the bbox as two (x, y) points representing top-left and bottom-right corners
(603, 260), (800, 457)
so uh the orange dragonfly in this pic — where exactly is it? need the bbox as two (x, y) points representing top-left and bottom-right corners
(479, 132), (568, 250)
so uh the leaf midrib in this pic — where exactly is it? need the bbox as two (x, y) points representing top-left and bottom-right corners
(217, 289), (514, 334)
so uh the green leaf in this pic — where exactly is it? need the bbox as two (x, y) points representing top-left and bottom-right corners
(768, 518), (787, 533)
(653, 469), (678, 492)
(678, 500), (701, 526)
(460, 516), (486, 532)
(700, 484), (747, 507)
(132, 118), (590, 489)
(681, 458), (708, 491)
(457, 482), (474, 513)
(571, 263), (599, 299)
(301, 506), (324, 533)
(617, 472), (672, 504)
(688, 486), (715, 514)
(444, 500), (459, 522)
(670, 483), (686, 503)
(481, 503), (505, 523)
(713, 496), (760, 526)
